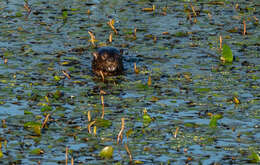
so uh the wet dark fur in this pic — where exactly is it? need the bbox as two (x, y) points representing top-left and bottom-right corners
(92, 47), (124, 76)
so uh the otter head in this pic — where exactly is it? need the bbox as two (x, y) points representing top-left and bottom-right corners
(92, 47), (123, 76)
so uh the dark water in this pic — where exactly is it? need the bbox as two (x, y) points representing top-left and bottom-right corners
(0, 0), (259, 164)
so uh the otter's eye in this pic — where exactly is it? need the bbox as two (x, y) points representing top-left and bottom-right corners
(108, 56), (114, 62)
(101, 54), (108, 60)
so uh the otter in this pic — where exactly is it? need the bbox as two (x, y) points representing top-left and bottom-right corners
(92, 47), (124, 76)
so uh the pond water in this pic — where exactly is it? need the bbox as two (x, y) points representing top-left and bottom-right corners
(0, 0), (259, 164)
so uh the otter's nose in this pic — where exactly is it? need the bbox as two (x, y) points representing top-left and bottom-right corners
(107, 65), (116, 71)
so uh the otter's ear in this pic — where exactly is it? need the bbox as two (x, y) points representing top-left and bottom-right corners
(93, 52), (98, 59)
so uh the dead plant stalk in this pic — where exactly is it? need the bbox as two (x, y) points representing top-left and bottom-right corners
(117, 118), (125, 144)
(41, 114), (50, 129)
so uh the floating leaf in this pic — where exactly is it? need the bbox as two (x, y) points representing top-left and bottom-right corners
(41, 105), (52, 112)
(209, 114), (223, 128)
(53, 90), (63, 99)
(134, 160), (144, 164)
(54, 75), (61, 81)
(30, 148), (44, 155)
(95, 118), (112, 128)
(174, 31), (188, 37)
(62, 10), (68, 20)
(15, 12), (23, 17)
(150, 96), (159, 102)
(126, 128), (134, 138)
(221, 44), (233, 63)
(248, 150), (260, 163)
(195, 88), (211, 93)
(136, 83), (149, 90)
(24, 110), (33, 115)
(143, 109), (152, 125)
(0, 150), (3, 158)
(24, 121), (41, 136)
(3, 51), (13, 57)
(100, 146), (113, 159)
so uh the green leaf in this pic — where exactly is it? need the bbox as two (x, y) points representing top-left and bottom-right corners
(248, 150), (260, 163)
(24, 110), (33, 115)
(24, 121), (41, 136)
(3, 51), (13, 57)
(30, 148), (44, 155)
(209, 114), (223, 128)
(41, 105), (52, 112)
(95, 118), (112, 128)
(221, 44), (233, 63)
(53, 90), (63, 99)
(54, 75), (61, 82)
(136, 83), (149, 90)
(100, 146), (113, 159)
(126, 128), (134, 138)
(62, 10), (68, 20)
(143, 114), (152, 124)
(0, 150), (3, 158)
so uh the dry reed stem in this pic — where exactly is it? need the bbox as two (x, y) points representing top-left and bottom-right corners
(93, 126), (97, 136)
(187, 12), (192, 23)
(87, 9), (91, 15)
(134, 63), (139, 74)
(147, 75), (152, 86)
(41, 114), (50, 129)
(24, 2), (31, 14)
(153, 36), (157, 43)
(235, 4), (239, 9)
(193, 18), (197, 24)
(190, 4), (197, 17)
(109, 32), (113, 43)
(117, 118), (125, 144)
(101, 95), (104, 106)
(4, 58), (7, 64)
(124, 143), (133, 163)
(88, 111), (91, 122)
(45, 96), (49, 104)
(101, 95), (105, 119)
(243, 20), (246, 35)
(208, 13), (212, 19)
(107, 19), (118, 34)
(101, 106), (104, 119)
(142, 5), (155, 12)
(219, 35), (222, 50)
(134, 28), (137, 37)
(71, 157), (74, 165)
(174, 127), (179, 138)
(233, 96), (241, 104)
(62, 70), (71, 79)
(88, 31), (97, 47)
(65, 146), (68, 165)
(88, 121), (96, 134)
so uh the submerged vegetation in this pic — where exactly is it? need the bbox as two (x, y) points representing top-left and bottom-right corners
(0, 0), (259, 164)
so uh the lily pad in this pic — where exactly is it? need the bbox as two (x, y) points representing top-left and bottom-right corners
(221, 44), (233, 63)
(100, 146), (114, 159)
(24, 121), (41, 136)
(209, 114), (223, 128)
(30, 148), (44, 155)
